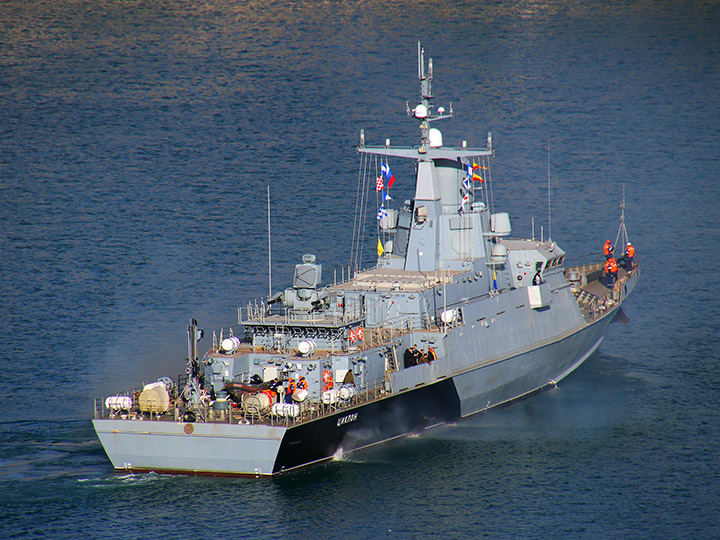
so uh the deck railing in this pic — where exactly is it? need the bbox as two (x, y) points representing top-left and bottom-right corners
(239, 301), (367, 326)
(94, 376), (388, 428)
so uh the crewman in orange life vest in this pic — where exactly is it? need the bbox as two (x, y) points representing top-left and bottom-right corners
(285, 378), (296, 403)
(605, 257), (618, 287)
(297, 376), (308, 390)
(623, 242), (635, 270)
(603, 239), (614, 260)
(610, 257), (618, 281)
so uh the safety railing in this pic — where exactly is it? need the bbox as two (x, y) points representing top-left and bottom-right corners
(94, 377), (388, 428)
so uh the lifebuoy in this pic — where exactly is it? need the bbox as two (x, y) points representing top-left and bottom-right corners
(356, 327), (364, 341)
(322, 369), (334, 391)
(348, 328), (356, 343)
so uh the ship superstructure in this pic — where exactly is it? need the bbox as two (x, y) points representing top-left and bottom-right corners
(93, 45), (639, 476)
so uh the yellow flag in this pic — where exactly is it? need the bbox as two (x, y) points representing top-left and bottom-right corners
(377, 238), (384, 256)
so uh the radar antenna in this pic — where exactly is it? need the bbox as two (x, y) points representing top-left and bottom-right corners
(413, 42), (452, 154)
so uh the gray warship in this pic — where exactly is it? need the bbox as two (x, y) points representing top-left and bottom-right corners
(93, 45), (639, 476)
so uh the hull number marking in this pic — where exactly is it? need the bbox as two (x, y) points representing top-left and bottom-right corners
(337, 413), (358, 427)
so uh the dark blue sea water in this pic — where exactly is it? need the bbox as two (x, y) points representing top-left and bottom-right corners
(2, 1), (719, 538)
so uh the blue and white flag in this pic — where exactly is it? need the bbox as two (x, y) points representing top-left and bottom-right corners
(382, 190), (392, 202)
(377, 205), (388, 220)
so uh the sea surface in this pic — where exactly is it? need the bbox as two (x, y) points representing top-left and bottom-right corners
(1, 1), (719, 538)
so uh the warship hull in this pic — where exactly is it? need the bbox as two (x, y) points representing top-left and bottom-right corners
(93, 44), (640, 477)
(93, 295), (627, 477)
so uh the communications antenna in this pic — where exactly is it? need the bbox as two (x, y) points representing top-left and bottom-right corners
(547, 143), (552, 242)
(267, 185), (272, 298)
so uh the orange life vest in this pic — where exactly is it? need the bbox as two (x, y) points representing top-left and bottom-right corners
(603, 241), (613, 256)
(626, 245), (635, 258)
(286, 379), (296, 395)
(609, 258), (618, 273)
(297, 377), (308, 390)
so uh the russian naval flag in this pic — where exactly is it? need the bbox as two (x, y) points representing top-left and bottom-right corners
(381, 162), (396, 189)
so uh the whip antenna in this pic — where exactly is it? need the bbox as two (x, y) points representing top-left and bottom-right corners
(267, 185), (272, 298)
(547, 142), (552, 242)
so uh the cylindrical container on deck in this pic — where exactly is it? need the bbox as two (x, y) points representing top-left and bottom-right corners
(221, 336), (241, 353)
(242, 391), (272, 413)
(322, 389), (339, 404)
(272, 403), (300, 418)
(105, 396), (133, 410)
(339, 385), (356, 400)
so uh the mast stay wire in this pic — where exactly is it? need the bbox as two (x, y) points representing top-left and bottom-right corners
(357, 154), (372, 273)
(350, 152), (371, 274)
(349, 153), (363, 272)
(486, 155), (495, 217)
